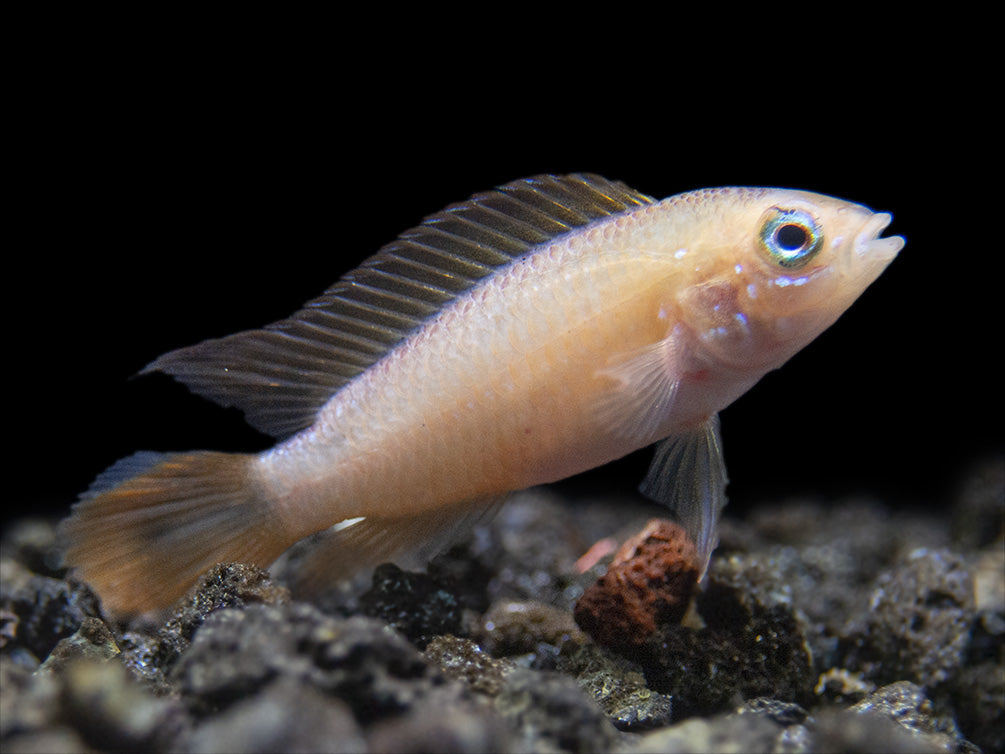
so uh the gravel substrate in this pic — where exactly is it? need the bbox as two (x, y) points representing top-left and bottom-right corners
(2, 457), (1002, 753)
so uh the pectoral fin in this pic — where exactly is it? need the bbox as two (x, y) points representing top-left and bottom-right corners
(639, 415), (727, 579)
(595, 329), (683, 445)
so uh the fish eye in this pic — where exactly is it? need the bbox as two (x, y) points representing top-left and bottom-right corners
(758, 208), (823, 269)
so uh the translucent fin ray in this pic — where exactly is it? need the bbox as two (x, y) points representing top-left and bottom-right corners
(289, 496), (508, 597)
(60, 451), (291, 615)
(595, 329), (683, 444)
(639, 415), (728, 580)
(146, 174), (654, 439)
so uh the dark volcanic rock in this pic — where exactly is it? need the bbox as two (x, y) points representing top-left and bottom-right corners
(423, 634), (512, 697)
(475, 599), (586, 659)
(849, 681), (973, 751)
(842, 548), (975, 688)
(558, 642), (674, 731)
(472, 493), (605, 612)
(367, 693), (513, 754)
(1, 655), (186, 753)
(951, 655), (1005, 754)
(180, 677), (366, 754)
(1, 461), (1001, 754)
(0, 557), (101, 661)
(360, 562), (464, 648)
(494, 667), (619, 754)
(0, 518), (64, 578)
(638, 550), (815, 718)
(171, 602), (440, 722)
(37, 616), (119, 673)
(56, 660), (187, 753)
(155, 561), (291, 668)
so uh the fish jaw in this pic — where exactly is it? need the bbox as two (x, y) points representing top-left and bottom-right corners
(848, 210), (904, 284)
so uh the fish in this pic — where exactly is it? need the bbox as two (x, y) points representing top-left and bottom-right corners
(61, 174), (904, 616)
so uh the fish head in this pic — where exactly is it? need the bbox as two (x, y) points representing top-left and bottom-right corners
(673, 188), (904, 371)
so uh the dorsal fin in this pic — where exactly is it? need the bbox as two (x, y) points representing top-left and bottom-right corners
(145, 174), (655, 438)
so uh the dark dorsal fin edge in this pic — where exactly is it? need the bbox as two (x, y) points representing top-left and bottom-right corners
(145, 174), (655, 439)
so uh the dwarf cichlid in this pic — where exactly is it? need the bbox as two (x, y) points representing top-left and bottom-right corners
(62, 174), (904, 615)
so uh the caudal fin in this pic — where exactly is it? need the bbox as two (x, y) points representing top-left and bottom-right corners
(61, 451), (291, 616)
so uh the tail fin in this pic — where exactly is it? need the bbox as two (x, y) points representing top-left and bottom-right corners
(61, 451), (291, 616)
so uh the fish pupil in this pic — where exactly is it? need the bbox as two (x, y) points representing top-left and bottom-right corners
(775, 223), (808, 251)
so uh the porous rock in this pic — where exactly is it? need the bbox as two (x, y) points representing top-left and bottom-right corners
(950, 658), (1005, 754)
(423, 634), (512, 697)
(573, 519), (698, 652)
(0, 557), (101, 662)
(625, 709), (787, 754)
(57, 660), (187, 752)
(1, 654), (186, 753)
(557, 642), (673, 731)
(37, 616), (119, 673)
(180, 677), (366, 754)
(367, 687), (513, 754)
(638, 550), (814, 718)
(0, 517), (64, 577)
(154, 561), (290, 668)
(359, 562), (464, 648)
(850, 681), (972, 750)
(494, 667), (620, 754)
(843, 548), (975, 688)
(475, 599), (585, 658)
(171, 602), (440, 722)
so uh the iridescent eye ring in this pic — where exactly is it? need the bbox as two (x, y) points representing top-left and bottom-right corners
(758, 208), (823, 269)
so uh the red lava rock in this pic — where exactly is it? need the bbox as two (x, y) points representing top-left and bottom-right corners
(573, 519), (699, 651)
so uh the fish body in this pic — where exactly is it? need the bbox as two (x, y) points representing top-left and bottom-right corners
(62, 175), (903, 615)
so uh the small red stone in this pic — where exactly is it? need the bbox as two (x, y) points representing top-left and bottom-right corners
(573, 519), (699, 652)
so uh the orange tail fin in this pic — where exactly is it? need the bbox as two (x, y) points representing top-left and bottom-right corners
(61, 451), (290, 616)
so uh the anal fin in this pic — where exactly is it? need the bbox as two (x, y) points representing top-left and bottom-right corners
(289, 496), (507, 597)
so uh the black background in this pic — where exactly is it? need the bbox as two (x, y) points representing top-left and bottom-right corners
(8, 32), (1001, 531)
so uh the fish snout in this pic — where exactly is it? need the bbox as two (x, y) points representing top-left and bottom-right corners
(855, 211), (904, 265)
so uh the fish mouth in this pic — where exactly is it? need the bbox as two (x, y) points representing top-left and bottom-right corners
(855, 212), (905, 265)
